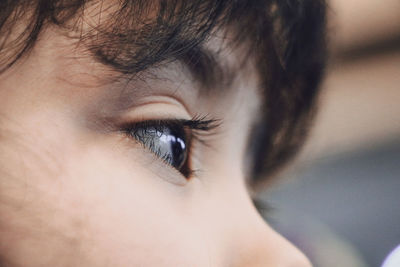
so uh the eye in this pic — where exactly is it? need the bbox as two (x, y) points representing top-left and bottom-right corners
(128, 121), (191, 177)
(121, 118), (218, 179)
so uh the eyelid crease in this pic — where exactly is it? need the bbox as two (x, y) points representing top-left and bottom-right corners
(128, 95), (192, 119)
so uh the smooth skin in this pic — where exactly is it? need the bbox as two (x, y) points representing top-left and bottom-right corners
(0, 13), (311, 267)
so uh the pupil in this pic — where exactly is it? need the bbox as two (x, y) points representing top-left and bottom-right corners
(170, 133), (186, 169)
(162, 127), (187, 170)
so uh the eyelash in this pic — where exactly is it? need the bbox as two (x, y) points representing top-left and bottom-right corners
(120, 116), (219, 178)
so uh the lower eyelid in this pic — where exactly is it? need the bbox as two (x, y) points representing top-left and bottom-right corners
(138, 149), (190, 186)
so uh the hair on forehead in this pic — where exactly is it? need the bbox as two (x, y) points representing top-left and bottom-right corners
(0, 0), (257, 73)
(0, 0), (327, 186)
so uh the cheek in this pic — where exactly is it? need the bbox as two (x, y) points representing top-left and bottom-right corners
(56, 148), (207, 266)
(0, 126), (212, 266)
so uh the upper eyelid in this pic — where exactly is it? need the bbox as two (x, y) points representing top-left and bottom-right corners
(119, 116), (220, 132)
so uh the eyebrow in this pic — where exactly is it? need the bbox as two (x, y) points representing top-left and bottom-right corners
(94, 38), (235, 94)
(176, 45), (229, 92)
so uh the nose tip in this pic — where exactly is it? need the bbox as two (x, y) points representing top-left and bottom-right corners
(234, 234), (312, 267)
(221, 183), (312, 266)
(234, 216), (312, 267)
(281, 240), (312, 267)
(263, 227), (312, 267)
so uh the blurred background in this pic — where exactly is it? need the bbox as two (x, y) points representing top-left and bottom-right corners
(259, 1), (400, 266)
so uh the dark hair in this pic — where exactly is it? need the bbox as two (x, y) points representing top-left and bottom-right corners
(0, 0), (327, 186)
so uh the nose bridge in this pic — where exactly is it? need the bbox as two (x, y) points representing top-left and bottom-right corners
(226, 192), (311, 267)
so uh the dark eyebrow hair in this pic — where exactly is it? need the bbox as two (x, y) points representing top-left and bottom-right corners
(176, 45), (233, 92)
(94, 36), (234, 93)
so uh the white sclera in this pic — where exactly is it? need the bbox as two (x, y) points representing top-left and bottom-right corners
(382, 244), (400, 267)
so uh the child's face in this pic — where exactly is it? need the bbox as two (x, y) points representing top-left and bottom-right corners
(0, 23), (310, 267)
